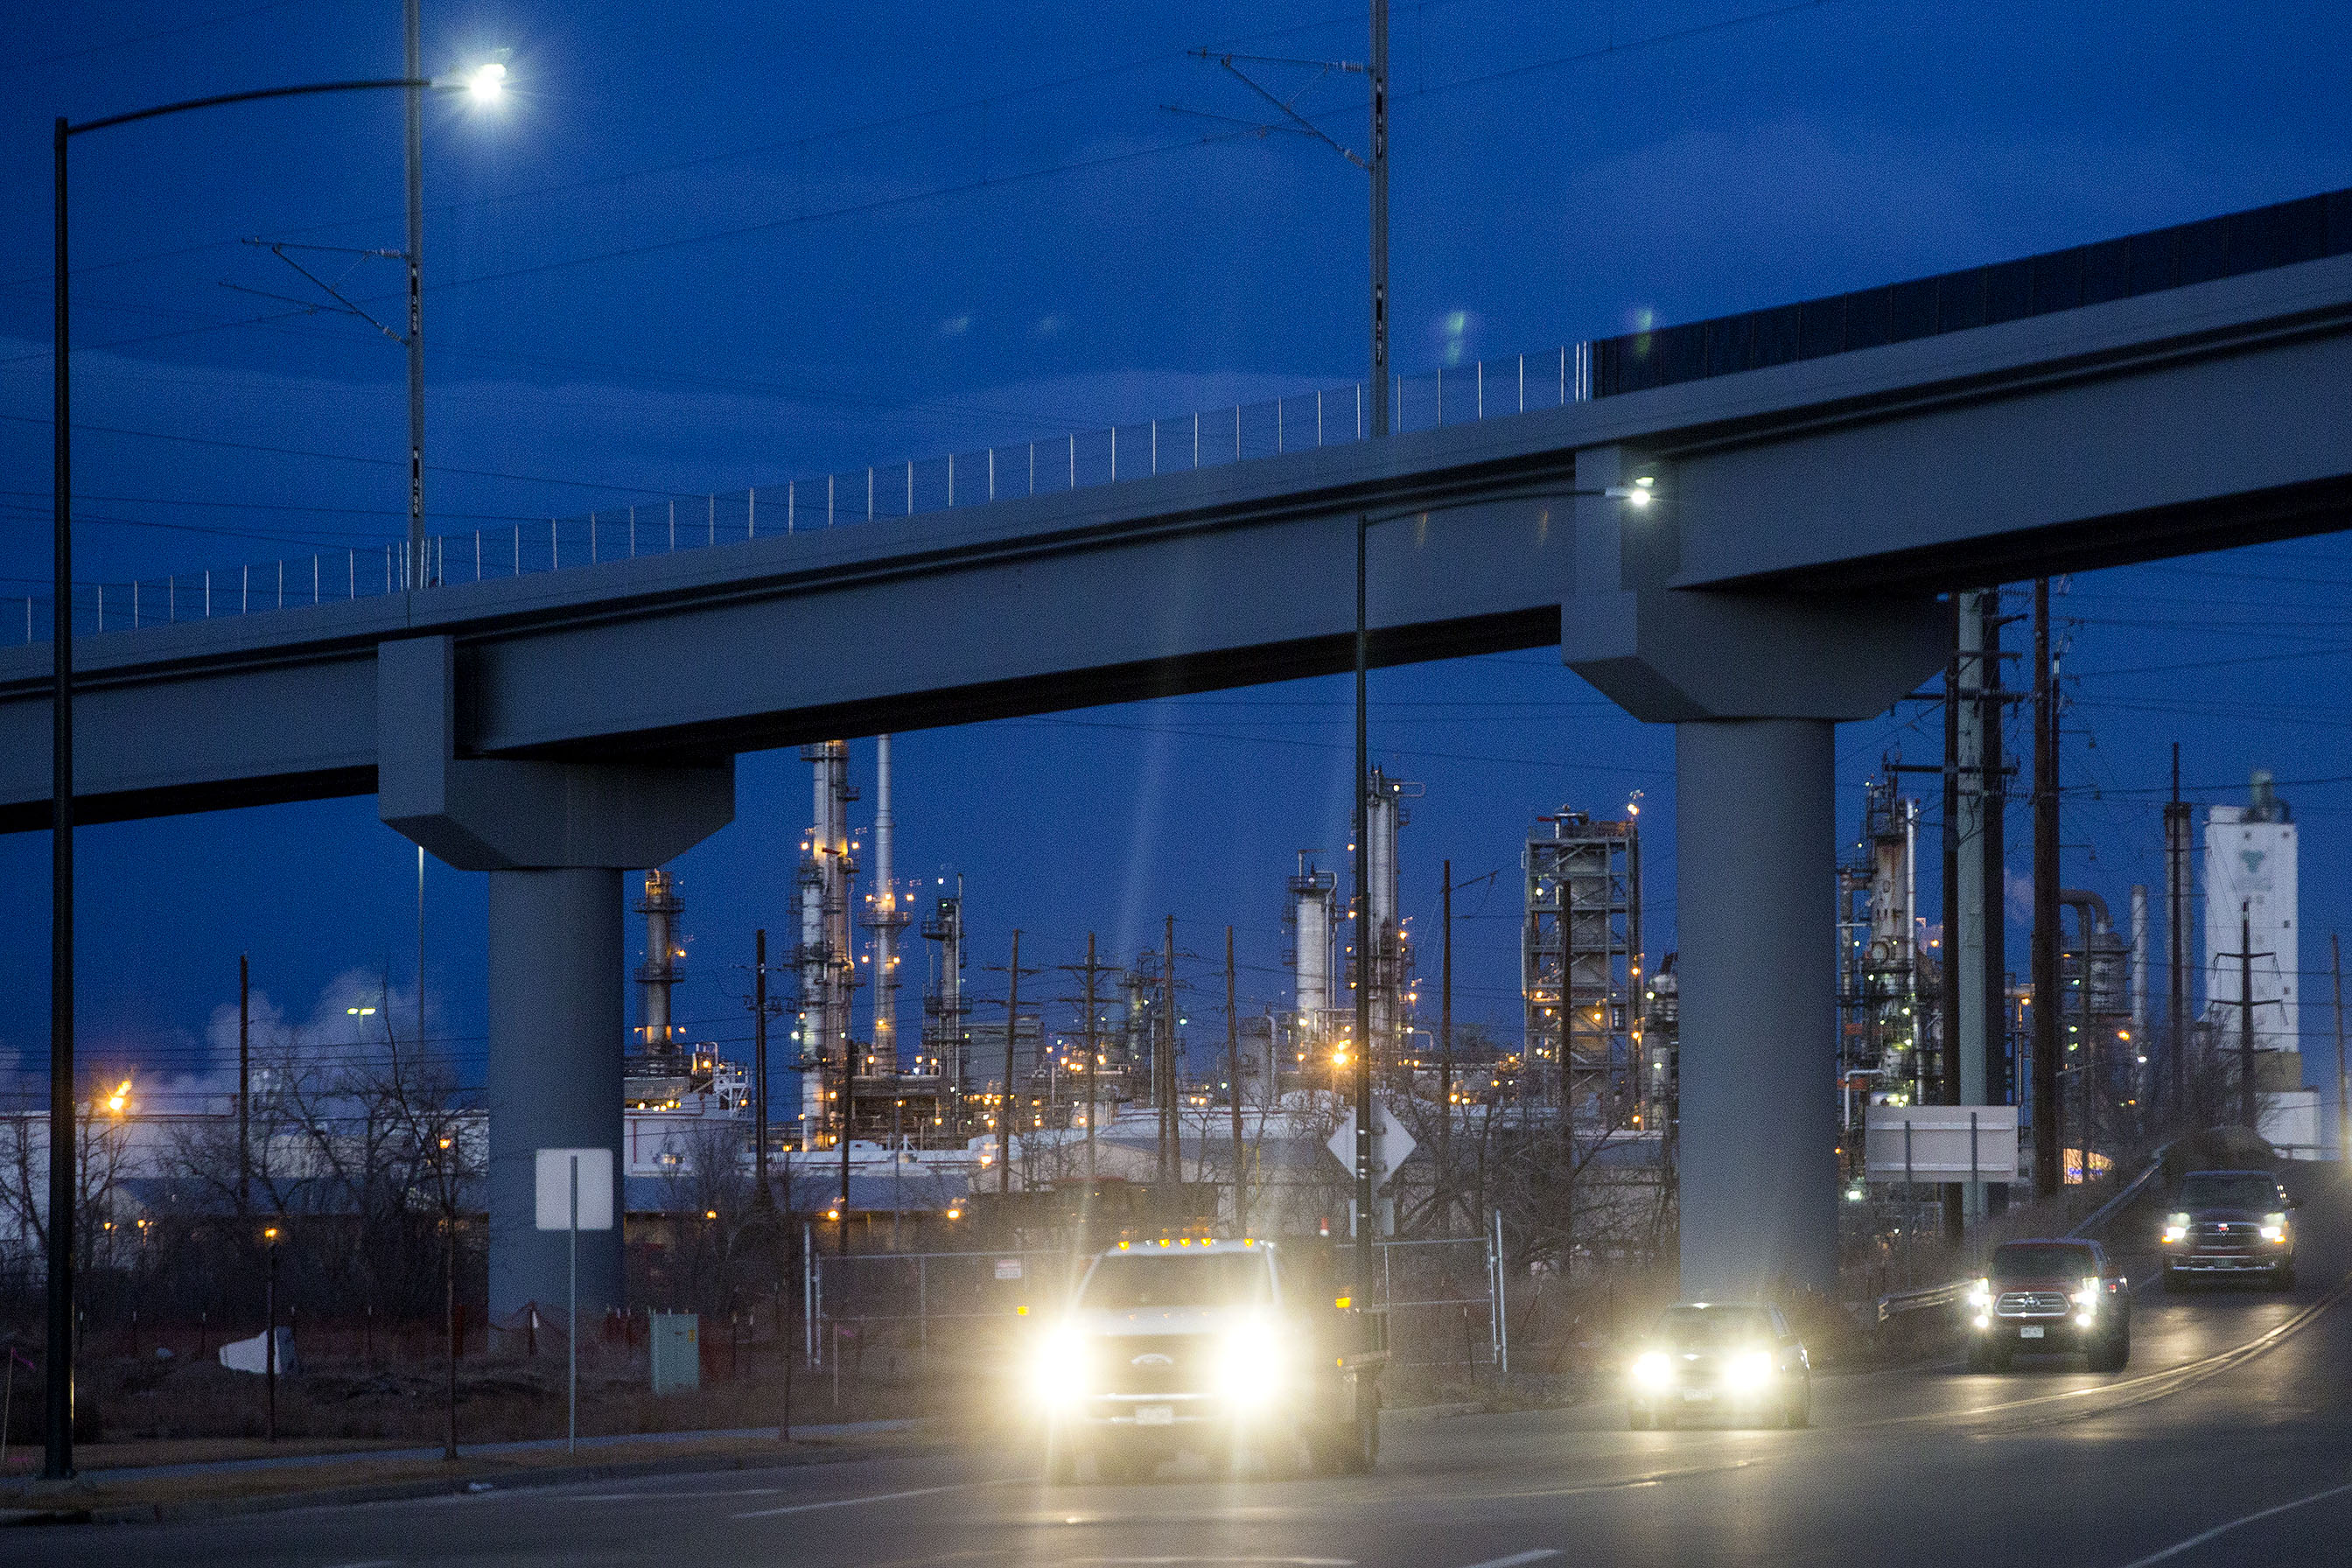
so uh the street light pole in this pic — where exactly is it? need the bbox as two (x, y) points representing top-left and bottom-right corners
(1352, 0), (1390, 1309)
(405, 0), (428, 588)
(46, 110), (75, 1487)
(44, 59), (501, 1484)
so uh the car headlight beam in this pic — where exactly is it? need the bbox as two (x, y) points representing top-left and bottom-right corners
(1726, 1349), (1774, 1391)
(1028, 1325), (1088, 1407)
(1214, 1321), (1284, 1404)
(1630, 1350), (1671, 1390)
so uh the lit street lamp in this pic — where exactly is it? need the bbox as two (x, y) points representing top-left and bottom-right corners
(44, 41), (506, 1484)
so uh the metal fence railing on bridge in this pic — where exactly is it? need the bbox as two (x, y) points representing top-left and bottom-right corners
(18, 344), (1594, 648)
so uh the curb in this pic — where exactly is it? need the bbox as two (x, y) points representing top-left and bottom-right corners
(1384, 1401), (1485, 1424)
(2, 1432), (936, 1529)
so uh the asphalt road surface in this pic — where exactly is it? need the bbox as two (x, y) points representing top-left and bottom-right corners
(20, 1166), (2352, 1568)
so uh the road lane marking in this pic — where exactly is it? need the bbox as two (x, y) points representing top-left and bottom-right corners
(1069, 1558), (1354, 1565)
(570, 1487), (782, 1502)
(735, 1481), (997, 1518)
(1452, 1552), (1560, 1568)
(2115, 1478), (2352, 1567)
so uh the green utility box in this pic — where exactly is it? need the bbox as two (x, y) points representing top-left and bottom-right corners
(650, 1312), (700, 1394)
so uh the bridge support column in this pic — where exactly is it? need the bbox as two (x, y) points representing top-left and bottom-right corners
(1674, 719), (1838, 1298)
(1564, 445), (1949, 1300)
(486, 867), (626, 1320)
(377, 636), (733, 1324)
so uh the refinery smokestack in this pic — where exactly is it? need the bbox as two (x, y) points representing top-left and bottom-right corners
(1363, 770), (1413, 1063)
(635, 868), (684, 1054)
(799, 741), (857, 1146)
(1288, 854), (1337, 1060)
(868, 734), (908, 1081)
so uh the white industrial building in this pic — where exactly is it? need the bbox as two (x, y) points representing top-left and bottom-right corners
(2204, 769), (2320, 1155)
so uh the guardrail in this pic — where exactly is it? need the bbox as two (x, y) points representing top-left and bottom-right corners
(1871, 1140), (2176, 1326)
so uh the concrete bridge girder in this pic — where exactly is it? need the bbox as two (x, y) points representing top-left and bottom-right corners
(1566, 445), (1949, 1299)
(377, 636), (735, 1320)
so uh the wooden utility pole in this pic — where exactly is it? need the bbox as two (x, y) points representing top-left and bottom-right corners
(1941, 633), (1964, 1244)
(998, 929), (1022, 1197)
(1439, 860), (1453, 1232)
(238, 954), (251, 1218)
(2031, 578), (2061, 1195)
(1227, 926), (1245, 1237)
(1160, 917), (1179, 1184)
(2332, 934), (2348, 1167)
(2166, 745), (2191, 1120)
(1084, 933), (1100, 1185)
(2238, 906), (2258, 1131)
(753, 928), (771, 1207)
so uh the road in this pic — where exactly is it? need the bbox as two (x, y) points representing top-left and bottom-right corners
(17, 1166), (2352, 1568)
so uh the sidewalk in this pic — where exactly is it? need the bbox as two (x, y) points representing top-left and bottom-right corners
(0, 1418), (927, 1527)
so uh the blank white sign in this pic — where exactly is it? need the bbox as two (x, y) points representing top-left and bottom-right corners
(535, 1147), (617, 1230)
(1863, 1105), (2020, 1182)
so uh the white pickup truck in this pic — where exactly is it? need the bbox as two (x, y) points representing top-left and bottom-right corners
(1024, 1237), (1385, 1482)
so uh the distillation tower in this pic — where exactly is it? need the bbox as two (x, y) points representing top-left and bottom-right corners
(920, 878), (970, 1119)
(864, 735), (911, 1078)
(1356, 769), (1417, 1071)
(1286, 853), (1339, 1075)
(797, 740), (858, 1147)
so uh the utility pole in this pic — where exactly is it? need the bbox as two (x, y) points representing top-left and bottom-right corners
(2031, 578), (2060, 1196)
(2165, 744), (2192, 1121)
(2332, 933), (2347, 1167)
(2207, 910), (2276, 1134)
(753, 929), (772, 1207)
(1983, 592), (2012, 1120)
(1941, 630), (1964, 1246)
(1161, 917), (1180, 1186)
(1083, 934), (1100, 1185)
(2238, 906), (2258, 1133)
(1439, 859), (1453, 1234)
(1227, 926), (1245, 1238)
(998, 930), (1023, 1199)
(238, 953), (251, 1217)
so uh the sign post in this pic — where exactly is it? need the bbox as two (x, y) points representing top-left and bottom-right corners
(536, 1148), (615, 1453)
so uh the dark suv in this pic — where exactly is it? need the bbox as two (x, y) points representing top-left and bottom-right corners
(2161, 1169), (2299, 1291)
(1965, 1239), (2132, 1372)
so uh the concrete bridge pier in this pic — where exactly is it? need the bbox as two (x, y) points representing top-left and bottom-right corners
(377, 637), (734, 1322)
(1564, 446), (1948, 1299)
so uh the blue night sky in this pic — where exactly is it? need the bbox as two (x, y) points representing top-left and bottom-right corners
(2, 2), (2348, 1119)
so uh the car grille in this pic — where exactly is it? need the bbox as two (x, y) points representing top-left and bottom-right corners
(2193, 1222), (2254, 1250)
(1100, 1334), (1209, 1395)
(1995, 1292), (2069, 1317)
(1673, 1355), (1720, 1387)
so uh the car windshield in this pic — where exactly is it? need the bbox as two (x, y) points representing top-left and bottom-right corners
(1992, 1242), (2096, 1279)
(1655, 1306), (1773, 1347)
(2179, 1173), (2280, 1209)
(1079, 1252), (1271, 1309)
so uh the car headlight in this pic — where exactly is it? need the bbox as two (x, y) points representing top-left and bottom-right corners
(1630, 1350), (1672, 1390)
(2070, 1275), (2103, 1311)
(2261, 1212), (2287, 1243)
(2161, 1212), (2188, 1243)
(1214, 1321), (1284, 1404)
(1964, 1278), (1992, 1311)
(1726, 1349), (1774, 1391)
(1028, 1324), (1088, 1407)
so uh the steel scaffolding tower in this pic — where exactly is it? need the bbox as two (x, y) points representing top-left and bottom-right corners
(1523, 809), (1642, 1122)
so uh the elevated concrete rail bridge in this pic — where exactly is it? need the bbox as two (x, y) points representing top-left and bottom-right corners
(8, 189), (2351, 1315)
